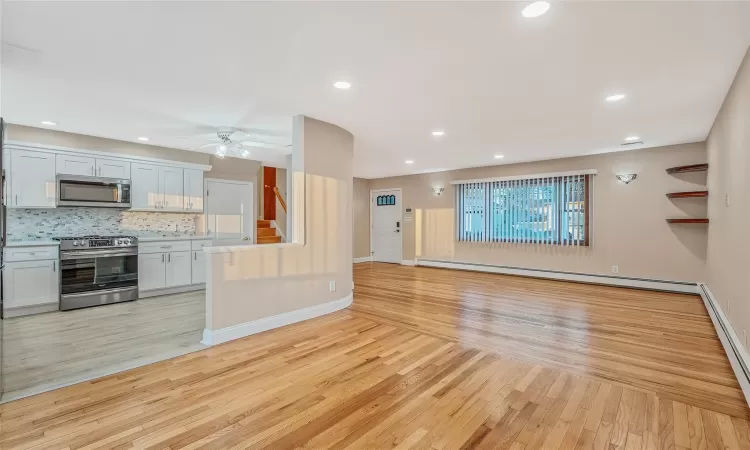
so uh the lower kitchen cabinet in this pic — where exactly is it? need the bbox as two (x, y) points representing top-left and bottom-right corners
(138, 253), (167, 291)
(165, 251), (192, 287)
(3, 260), (59, 310)
(191, 250), (206, 284)
(138, 239), (210, 295)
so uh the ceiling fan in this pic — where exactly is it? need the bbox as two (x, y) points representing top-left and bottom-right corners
(192, 127), (291, 159)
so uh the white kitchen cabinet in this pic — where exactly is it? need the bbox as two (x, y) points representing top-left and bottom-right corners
(183, 169), (204, 212)
(138, 239), (208, 295)
(56, 154), (96, 176)
(10, 150), (57, 208)
(191, 250), (206, 284)
(3, 260), (59, 310)
(159, 167), (184, 211)
(138, 252), (167, 291)
(165, 251), (192, 287)
(96, 158), (131, 179)
(131, 163), (161, 210)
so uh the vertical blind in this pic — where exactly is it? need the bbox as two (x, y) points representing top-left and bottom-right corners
(455, 173), (592, 246)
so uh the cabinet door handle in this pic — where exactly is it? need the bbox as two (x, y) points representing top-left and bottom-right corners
(15, 194), (18, 206)
(53, 261), (56, 272)
(161, 254), (164, 263)
(168, 253), (171, 263)
(160, 245), (171, 249)
(194, 251), (196, 261)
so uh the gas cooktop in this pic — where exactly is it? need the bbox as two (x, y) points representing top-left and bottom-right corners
(54, 235), (138, 251)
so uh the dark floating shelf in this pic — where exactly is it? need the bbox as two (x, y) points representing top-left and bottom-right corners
(666, 163), (708, 174)
(666, 191), (709, 199)
(666, 218), (709, 224)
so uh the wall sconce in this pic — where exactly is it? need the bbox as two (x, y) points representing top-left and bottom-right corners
(432, 187), (445, 196)
(616, 174), (637, 184)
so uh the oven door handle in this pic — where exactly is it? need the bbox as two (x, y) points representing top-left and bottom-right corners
(61, 249), (138, 259)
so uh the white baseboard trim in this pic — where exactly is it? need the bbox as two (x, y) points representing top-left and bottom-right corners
(3, 302), (59, 318)
(401, 259), (416, 266)
(139, 284), (205, 299)
(202, 293), (353, 346)
(353, 256), (373, 264)
(416, 259), (698, 294)
(698, 284), (750, 407)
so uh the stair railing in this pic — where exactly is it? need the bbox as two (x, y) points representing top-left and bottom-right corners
(273, 186), (287, 213)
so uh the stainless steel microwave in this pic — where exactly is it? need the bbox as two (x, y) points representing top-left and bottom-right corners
(56, 175), (131, 208)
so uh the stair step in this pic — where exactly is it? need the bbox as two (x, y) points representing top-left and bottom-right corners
(257, 227), (277, 237)
(257, 236), (282, 244)
(257, 220), (272, 229)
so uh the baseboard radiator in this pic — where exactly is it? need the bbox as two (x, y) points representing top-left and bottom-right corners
(698, 284), (750, 407)
(416, 259), (698, 294)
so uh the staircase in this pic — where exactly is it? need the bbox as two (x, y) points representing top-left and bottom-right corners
(257, 220), (282, 244)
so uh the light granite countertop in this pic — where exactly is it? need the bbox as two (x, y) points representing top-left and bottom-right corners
(5, 239), (60, 247)
(135, 234), (213, 242)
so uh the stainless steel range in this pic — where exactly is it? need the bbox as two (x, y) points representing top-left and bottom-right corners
(55, 235), (139, 311)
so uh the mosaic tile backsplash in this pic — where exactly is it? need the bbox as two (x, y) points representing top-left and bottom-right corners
(7, 208), (198, 240)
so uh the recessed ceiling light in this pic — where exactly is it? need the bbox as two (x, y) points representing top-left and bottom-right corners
(333, 81), (351, 90)
(522, 1), (550, 18)
(494, 154), (505, 159)
(405, 160), (414, 164)
(137, 137), (149, 141)
(606, 93), (626, 102)
(40, 121), (57, 126)
(624, 136), (640, 142)
(432, 130), (445, 137)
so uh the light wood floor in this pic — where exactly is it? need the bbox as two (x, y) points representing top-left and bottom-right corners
(1, 291), (206, 402)
(0, 263), (748, 450)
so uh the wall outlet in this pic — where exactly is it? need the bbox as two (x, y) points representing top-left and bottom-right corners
(612, 265), (619, 274)
(725, 193), (730, 207)
(329, 280), (336, 292)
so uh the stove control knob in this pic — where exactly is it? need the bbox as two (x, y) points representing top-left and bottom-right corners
(72, 241), (79, 246)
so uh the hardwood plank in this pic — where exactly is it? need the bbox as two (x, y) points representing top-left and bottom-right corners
(0, 263), (747, 450)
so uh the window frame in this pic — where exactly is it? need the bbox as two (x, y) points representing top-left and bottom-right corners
(455, 174), (591, 246)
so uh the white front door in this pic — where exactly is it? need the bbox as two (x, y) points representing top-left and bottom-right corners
(371, 189), (402, 264)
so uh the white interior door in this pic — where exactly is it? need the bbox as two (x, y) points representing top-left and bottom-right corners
(371, 189), (402, 263)
(205, 179), (254, 242)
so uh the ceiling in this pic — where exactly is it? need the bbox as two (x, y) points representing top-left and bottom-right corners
(3, 2), (749, 178)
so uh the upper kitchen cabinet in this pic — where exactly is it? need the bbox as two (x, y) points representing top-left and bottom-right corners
(130, 163), (161, 210)
(56, 154), (96, 176)
(10, 150), (56, 208)
(183, 169), (204, 212)
(159, 167), (184, 211)
(57, 155), (130, 179)
(96, 158), (131, 179)
(130, 163), (187, 211)
(4, 142), (211, 211)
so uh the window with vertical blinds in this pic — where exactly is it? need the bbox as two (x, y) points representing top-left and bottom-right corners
(454, 172), (593, 246)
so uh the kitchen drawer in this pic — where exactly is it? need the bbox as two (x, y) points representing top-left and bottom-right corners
(4, 245), (59, 262)
(138, 240), (191, 254)
(191, 239), (212, 251)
